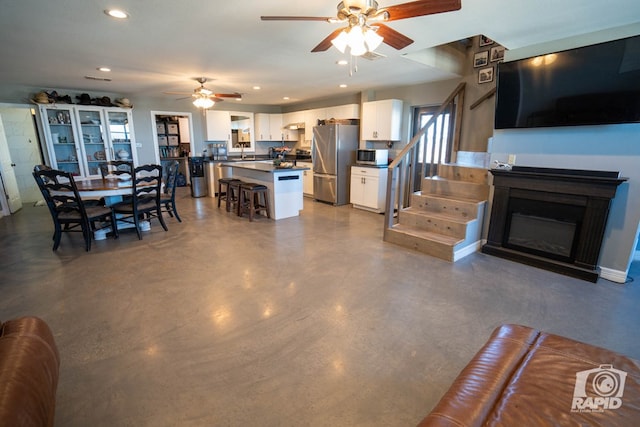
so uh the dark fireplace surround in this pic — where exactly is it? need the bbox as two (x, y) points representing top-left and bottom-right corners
(482, 166), (627, 282)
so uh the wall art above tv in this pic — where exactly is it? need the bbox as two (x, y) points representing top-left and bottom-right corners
(494, 35), (640, 129)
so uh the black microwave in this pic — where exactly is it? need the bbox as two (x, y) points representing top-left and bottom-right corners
(356, 149), (388, 166)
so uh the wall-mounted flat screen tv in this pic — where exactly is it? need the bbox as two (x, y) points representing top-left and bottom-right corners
(495, 35), (640, 129)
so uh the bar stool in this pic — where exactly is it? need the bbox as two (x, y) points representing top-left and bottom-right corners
(238, 183), (270, 221)
(217, 178), (241, 210)
(226, 180), (244, 213)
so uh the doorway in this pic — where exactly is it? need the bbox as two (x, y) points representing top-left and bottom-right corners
(409, 105), (455, 192)
(151, 111), (194, 185)
(0, 105), (43, 215)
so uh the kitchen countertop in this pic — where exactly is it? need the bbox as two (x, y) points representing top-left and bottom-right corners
(352, 163), (389, 168)
(221, 160), (309, 173)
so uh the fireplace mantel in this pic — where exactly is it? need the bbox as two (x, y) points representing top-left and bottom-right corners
(482, 166), (627, 282)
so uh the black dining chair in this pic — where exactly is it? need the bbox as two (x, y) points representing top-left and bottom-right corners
(160, 160), (182, 222)
(33, 164), (51, 173)
(32, 168), (118, 251)
(99, 160), (133, 180)
(112, 164), (167, 240)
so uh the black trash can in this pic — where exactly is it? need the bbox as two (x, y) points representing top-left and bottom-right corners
(189, 156), (207, 198)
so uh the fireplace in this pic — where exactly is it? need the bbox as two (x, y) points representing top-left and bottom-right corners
(482, 166), (626, 282)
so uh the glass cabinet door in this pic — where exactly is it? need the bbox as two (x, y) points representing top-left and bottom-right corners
(76, 108), (108, 177)
(106, 111), (134, 163)
(43, 107), (82, 176)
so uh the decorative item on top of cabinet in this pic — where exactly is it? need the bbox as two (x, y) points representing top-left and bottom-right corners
(361, 99), (403, 141)
(350, 166), (388, 213)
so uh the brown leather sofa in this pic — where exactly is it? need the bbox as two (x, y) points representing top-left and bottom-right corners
(419, 324), (639, 426)
(0, 316), (60, 427)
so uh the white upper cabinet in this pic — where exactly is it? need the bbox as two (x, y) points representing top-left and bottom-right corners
(326, 104), (360, 120)
(255, 113), (285, 141)
(206, 110), (255, 152)
(361, 99), (403, 141)
(303, 110), (318, 134)
(205, 110), (231, 142)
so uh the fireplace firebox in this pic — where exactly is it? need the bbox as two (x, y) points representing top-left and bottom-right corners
(482, 166), (627, 282)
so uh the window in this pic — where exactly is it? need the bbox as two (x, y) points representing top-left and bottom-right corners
(412, 106), (452, 164)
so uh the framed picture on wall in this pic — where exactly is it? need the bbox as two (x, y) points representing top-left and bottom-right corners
(474, 51), (489, 68)
(490, 46), (506, 62)
(480, 35), (494, 46)
(478, 67), (494, 84)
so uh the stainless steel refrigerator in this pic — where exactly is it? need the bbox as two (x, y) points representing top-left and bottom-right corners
(312, 124), (359, 205)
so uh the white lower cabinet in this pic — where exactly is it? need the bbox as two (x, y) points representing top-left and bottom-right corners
(297, 162), (313, 196)
(350, 166), (388, 213)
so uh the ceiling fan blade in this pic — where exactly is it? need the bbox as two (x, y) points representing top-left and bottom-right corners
(214, 93), (242, 99)
(374, 23), (414, 50)
(261, 16), (332, 21)
(384, 0), (461, 21)
(311, 28), (346, 53)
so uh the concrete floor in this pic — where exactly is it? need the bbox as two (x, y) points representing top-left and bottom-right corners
(1, 188), (639, 426)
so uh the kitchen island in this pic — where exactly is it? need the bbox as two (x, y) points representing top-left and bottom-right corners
(222, 161), (310, 220)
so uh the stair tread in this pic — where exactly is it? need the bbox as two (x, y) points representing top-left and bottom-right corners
(402, 207), (474, 224)
(390, 223), (463, 245)
(426, 175), (487, 184)
(415, 191), (487, 204)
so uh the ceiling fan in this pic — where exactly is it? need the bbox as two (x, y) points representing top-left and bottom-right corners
(261, 0), (461, 56)
(164, 77), (242, 108)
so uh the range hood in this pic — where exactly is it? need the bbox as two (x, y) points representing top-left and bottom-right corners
(283, 122), (305, 130)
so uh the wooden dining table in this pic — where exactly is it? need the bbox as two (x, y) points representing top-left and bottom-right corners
(72, 177), (152, 240)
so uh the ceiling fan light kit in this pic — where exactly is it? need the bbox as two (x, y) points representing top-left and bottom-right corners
(261, 0), (462, 55)
(331, 25), (383, 56)
(164, 77), (241, 109)
(193, 96), (214, 109)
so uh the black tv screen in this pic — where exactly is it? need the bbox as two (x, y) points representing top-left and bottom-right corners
(495, 35), (640, 129)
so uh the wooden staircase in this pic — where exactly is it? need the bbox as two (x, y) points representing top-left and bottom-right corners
(384, 163), (489, 262)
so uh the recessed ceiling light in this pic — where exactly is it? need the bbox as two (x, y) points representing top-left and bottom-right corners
(283, 96), (290, 100)
(253, 86), (261, 90)
(336, 60), (348, 66)
(339, 84), (348, 88)
(97, 67), (111, 72)
(235, 98), (242, 101)
(104, 9), (129, 19)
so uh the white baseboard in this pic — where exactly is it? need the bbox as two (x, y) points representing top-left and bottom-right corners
(454, 240), (482, 262)
(599, 267), (628, 284)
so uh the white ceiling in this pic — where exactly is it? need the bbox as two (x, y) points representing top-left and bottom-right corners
(1, 0), (639, 106)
